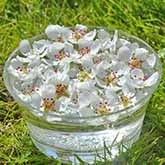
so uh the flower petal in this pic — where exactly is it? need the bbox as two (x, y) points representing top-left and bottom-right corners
(45, 25), (61, 40)
(57, 72), (70, 85)
(145, 53), (156, 68)
(48, 42), (64, 57)
(105, 88), (119, 106)
(134, 48), (148, 61)
(129, 42), (139, 51)
(98, 29), (110, 40)
(122, 83), (135, 98)
(78, 38), (92, 48)
(92, 63), (107, 78)
(130, 68), (144, 80)
(111, 61), (130, 76)
(144, 71), (159, 87)
(131, 79), (144, 88)
(31, 93), (42, 108)
(117, 76), (127, 86)
(75, 24), (88, 32)
(117, 46), (131, 62)
(90, 39), (101, 55)
(28, 56), (41, 68)
(64, 42), (74, 55)
(32, 39), (50, 55)
(117, 38), (130, 48)
(16, 55), (31, 63)
(83, 29), (96, 41)
(41, 84), (56, 99)
(79, 91), (99, 108)
(19, 40), (31, 55)
(76, 80), (95, 92)
(78, 107), (95, 117)
(110, 30), (118, 53)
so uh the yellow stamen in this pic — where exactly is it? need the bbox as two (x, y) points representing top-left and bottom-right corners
(79, 47), (90, 58)
(77, 71), (90, 81)
(43, 100), (54, 111)
(105, 74), (116, 86)
(73, 32), (81, 40)
(129, 57), (141, 68)
(56, 84), (67, 96)
(96, 106), (110, 115)
(121, 95), (131, 107)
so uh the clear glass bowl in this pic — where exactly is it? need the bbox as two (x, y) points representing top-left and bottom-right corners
(4, 27), (162, 164)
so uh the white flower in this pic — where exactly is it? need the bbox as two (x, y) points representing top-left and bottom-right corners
(47, 42), (77, 63)
(45, 71), (69, 97)
(38, 83), (56, 111)
(78, 38), (100, 58)
(45, 25), (71, 41)
(69, 24), (95, 43)
(8, 57), (37, 81)
(19, 40), (31, 55)
(68, 79), (100, 109)
(116, 45), (155, 71)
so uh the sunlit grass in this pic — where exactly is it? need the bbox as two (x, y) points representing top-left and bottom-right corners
(0, 0), (165, 164)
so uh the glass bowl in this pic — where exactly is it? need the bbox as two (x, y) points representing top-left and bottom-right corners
(3, 27), (162, 164)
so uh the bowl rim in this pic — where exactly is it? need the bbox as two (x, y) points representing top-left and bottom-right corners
(3, 26), (162, 120)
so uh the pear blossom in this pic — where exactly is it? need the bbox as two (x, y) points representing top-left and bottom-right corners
(78, 39), (100, 58)
(40, 84), (56, 111)
(7, 24), (161, 116)
(8, 57), (37, 81)
(69, 24), (96, 43)
(45, 71), (70, 97)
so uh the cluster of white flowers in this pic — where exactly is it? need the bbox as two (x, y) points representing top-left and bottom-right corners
(8, 24), (159, 117)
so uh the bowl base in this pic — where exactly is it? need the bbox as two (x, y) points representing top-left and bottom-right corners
(31, 129), (141, 164)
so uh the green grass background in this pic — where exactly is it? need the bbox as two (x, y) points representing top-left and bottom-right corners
(0, 0), (165, 164)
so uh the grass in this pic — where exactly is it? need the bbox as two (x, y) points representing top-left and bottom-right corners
(0, 0), (165, 164)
